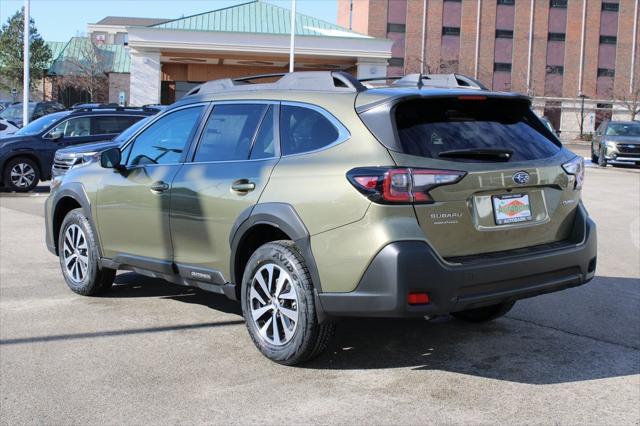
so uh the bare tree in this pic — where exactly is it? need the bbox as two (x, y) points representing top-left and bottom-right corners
(55, 39), (109, 103)
(620, 88), (640, 121)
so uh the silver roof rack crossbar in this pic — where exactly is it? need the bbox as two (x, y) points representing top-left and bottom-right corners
(359, 73), (488, 91)
(184, 71), (366, 97)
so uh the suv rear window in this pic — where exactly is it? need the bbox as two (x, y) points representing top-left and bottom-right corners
(394, 98), (561, 162)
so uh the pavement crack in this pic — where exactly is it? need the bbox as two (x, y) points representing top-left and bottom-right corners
(505, 315), (640, 351)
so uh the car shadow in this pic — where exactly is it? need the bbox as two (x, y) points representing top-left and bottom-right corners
(102, 272), (639, 385)
(106, 272), (242, 316)
(0, 184), (50, 195)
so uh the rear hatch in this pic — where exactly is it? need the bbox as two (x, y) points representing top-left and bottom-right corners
(357, 93), (584, 259)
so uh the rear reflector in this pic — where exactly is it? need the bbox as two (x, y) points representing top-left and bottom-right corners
(408, 292), (430, 305)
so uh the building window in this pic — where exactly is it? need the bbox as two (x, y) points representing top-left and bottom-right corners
(495, 29), (514, 38)
(442, 27), (461, 36)
(597, 68), (615, 77)
(599, 35), (617, 45)
(494, 63), (512, 72)
(387, 23), (406, 33)
(497, 0), (515, 4)
(546, 65), (564, 75)
(601, 2), (619, 12)
(550, 0), (568, 8)
(389, 57), (405, 67)
(548, 32), (566, 42)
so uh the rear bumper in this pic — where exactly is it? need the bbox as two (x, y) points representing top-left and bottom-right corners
(319, 205), (597, 318)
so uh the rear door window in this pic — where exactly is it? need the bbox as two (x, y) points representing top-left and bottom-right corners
(280, 105), (340, 155)
(394, 98), (561, 162)
(92, 116), (142, 135)
(50, 117), (92, 137)
(194, 104), (267, 162)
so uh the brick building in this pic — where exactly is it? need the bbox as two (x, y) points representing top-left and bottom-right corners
(338, 0), (640, 136)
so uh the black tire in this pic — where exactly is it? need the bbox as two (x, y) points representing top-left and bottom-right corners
(451, 301), (515, 323)
(3, 156), (40, 192)
(241, 240), (335, 365)
(598, 145), (608, 167)
(58, 208), (115, 296)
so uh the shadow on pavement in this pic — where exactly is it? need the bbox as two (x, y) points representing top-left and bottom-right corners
(40, 271), (639, 385)
(0, 185), (50, 195)
(110, 272), (242, 316)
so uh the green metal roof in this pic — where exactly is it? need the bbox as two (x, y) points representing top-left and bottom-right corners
(45, 41), (66, 67)
(47, 37), (130, 75)
(152, 0), (370, 38)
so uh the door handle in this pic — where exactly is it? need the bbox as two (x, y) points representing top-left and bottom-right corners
(150, 181), (170, 193)
(231, 179), (256, 193)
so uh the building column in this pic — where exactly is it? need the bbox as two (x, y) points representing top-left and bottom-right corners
(356, 58), (388, 79)
(129, 49), (161, 106)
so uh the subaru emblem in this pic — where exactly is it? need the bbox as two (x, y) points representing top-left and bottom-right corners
(512, 171), (530, 185)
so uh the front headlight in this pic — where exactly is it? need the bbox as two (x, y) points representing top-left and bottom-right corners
(562, 156), (584, 190)
(605, 140), (617, 149)
(58, 151), (100, 168)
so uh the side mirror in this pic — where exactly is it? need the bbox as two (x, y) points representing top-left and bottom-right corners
(100, 147), (125, 172)
(49, 130), (63, 141)
(556, 130), (562, 136)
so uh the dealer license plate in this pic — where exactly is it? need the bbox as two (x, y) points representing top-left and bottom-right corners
(492, 194), (532, 225)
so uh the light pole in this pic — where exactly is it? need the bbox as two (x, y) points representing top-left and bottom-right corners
(579, 92), (588, 138)
(22, 0), (30, 126)
(289, 0), (296, 73)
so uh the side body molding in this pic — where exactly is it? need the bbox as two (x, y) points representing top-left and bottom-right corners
(229, 202), (323, 293)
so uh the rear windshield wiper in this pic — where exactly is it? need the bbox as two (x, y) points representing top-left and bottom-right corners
(438, 148), (513, 161)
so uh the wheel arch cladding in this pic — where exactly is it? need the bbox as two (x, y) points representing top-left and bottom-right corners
(229, 203), (324, 297)
(51, 185), (96, 256)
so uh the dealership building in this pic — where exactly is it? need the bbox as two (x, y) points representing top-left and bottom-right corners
(338, 0), (640, 136)
(86, 1), (391, 106)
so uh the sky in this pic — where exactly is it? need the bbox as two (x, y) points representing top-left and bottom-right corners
(0, 0), (338, 42)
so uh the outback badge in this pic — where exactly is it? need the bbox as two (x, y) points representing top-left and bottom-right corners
(512, 171), (530, 185)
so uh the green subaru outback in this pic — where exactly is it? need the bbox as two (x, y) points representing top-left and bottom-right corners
(45, 72), (597, 365)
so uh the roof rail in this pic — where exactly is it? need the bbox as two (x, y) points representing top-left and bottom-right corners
(70, 104), (153, 112)
(359, 73), (488, 91)
(184, 71), (366, 97)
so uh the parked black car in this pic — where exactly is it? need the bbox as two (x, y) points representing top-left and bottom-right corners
(0, 107), (156, 192)
(0, 101), (66, 128)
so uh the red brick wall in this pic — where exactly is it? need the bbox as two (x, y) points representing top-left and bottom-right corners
(563, 1), (584, 98)
(458, 0), (478, 76)
(613, 0), (636, 97)
(404, 0), (425, 73)
(582, 0), (602, 98)
(511, 1), (532, 93)
(478, 1), (497, 87)
(426, 0), (444, 73)
(531, 0), (550, 96)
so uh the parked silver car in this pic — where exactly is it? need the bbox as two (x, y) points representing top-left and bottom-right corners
(591, 120), (640, 167)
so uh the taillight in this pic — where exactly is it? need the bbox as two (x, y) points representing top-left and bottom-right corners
(562, 156), (584, 190)
(347, 167), (465, 204)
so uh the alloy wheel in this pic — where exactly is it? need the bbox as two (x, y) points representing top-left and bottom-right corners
(249, 263), (299, 346)
(10, 162), (35, 189)
(62, 224), (89, 283)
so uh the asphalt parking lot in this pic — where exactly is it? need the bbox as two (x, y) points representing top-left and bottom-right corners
(0, 153), (638, 424)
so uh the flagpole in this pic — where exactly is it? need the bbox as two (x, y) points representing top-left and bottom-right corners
(289, 0), (296, 72)
(23, 0), (30, 125)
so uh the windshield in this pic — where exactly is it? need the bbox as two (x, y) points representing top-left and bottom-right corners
(0, 103), (34, 121)
(394, 98), (561, 162)
(14, 112), (69, 136)
(113, 115), (152, 144)
(605, 122), (640, 137)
